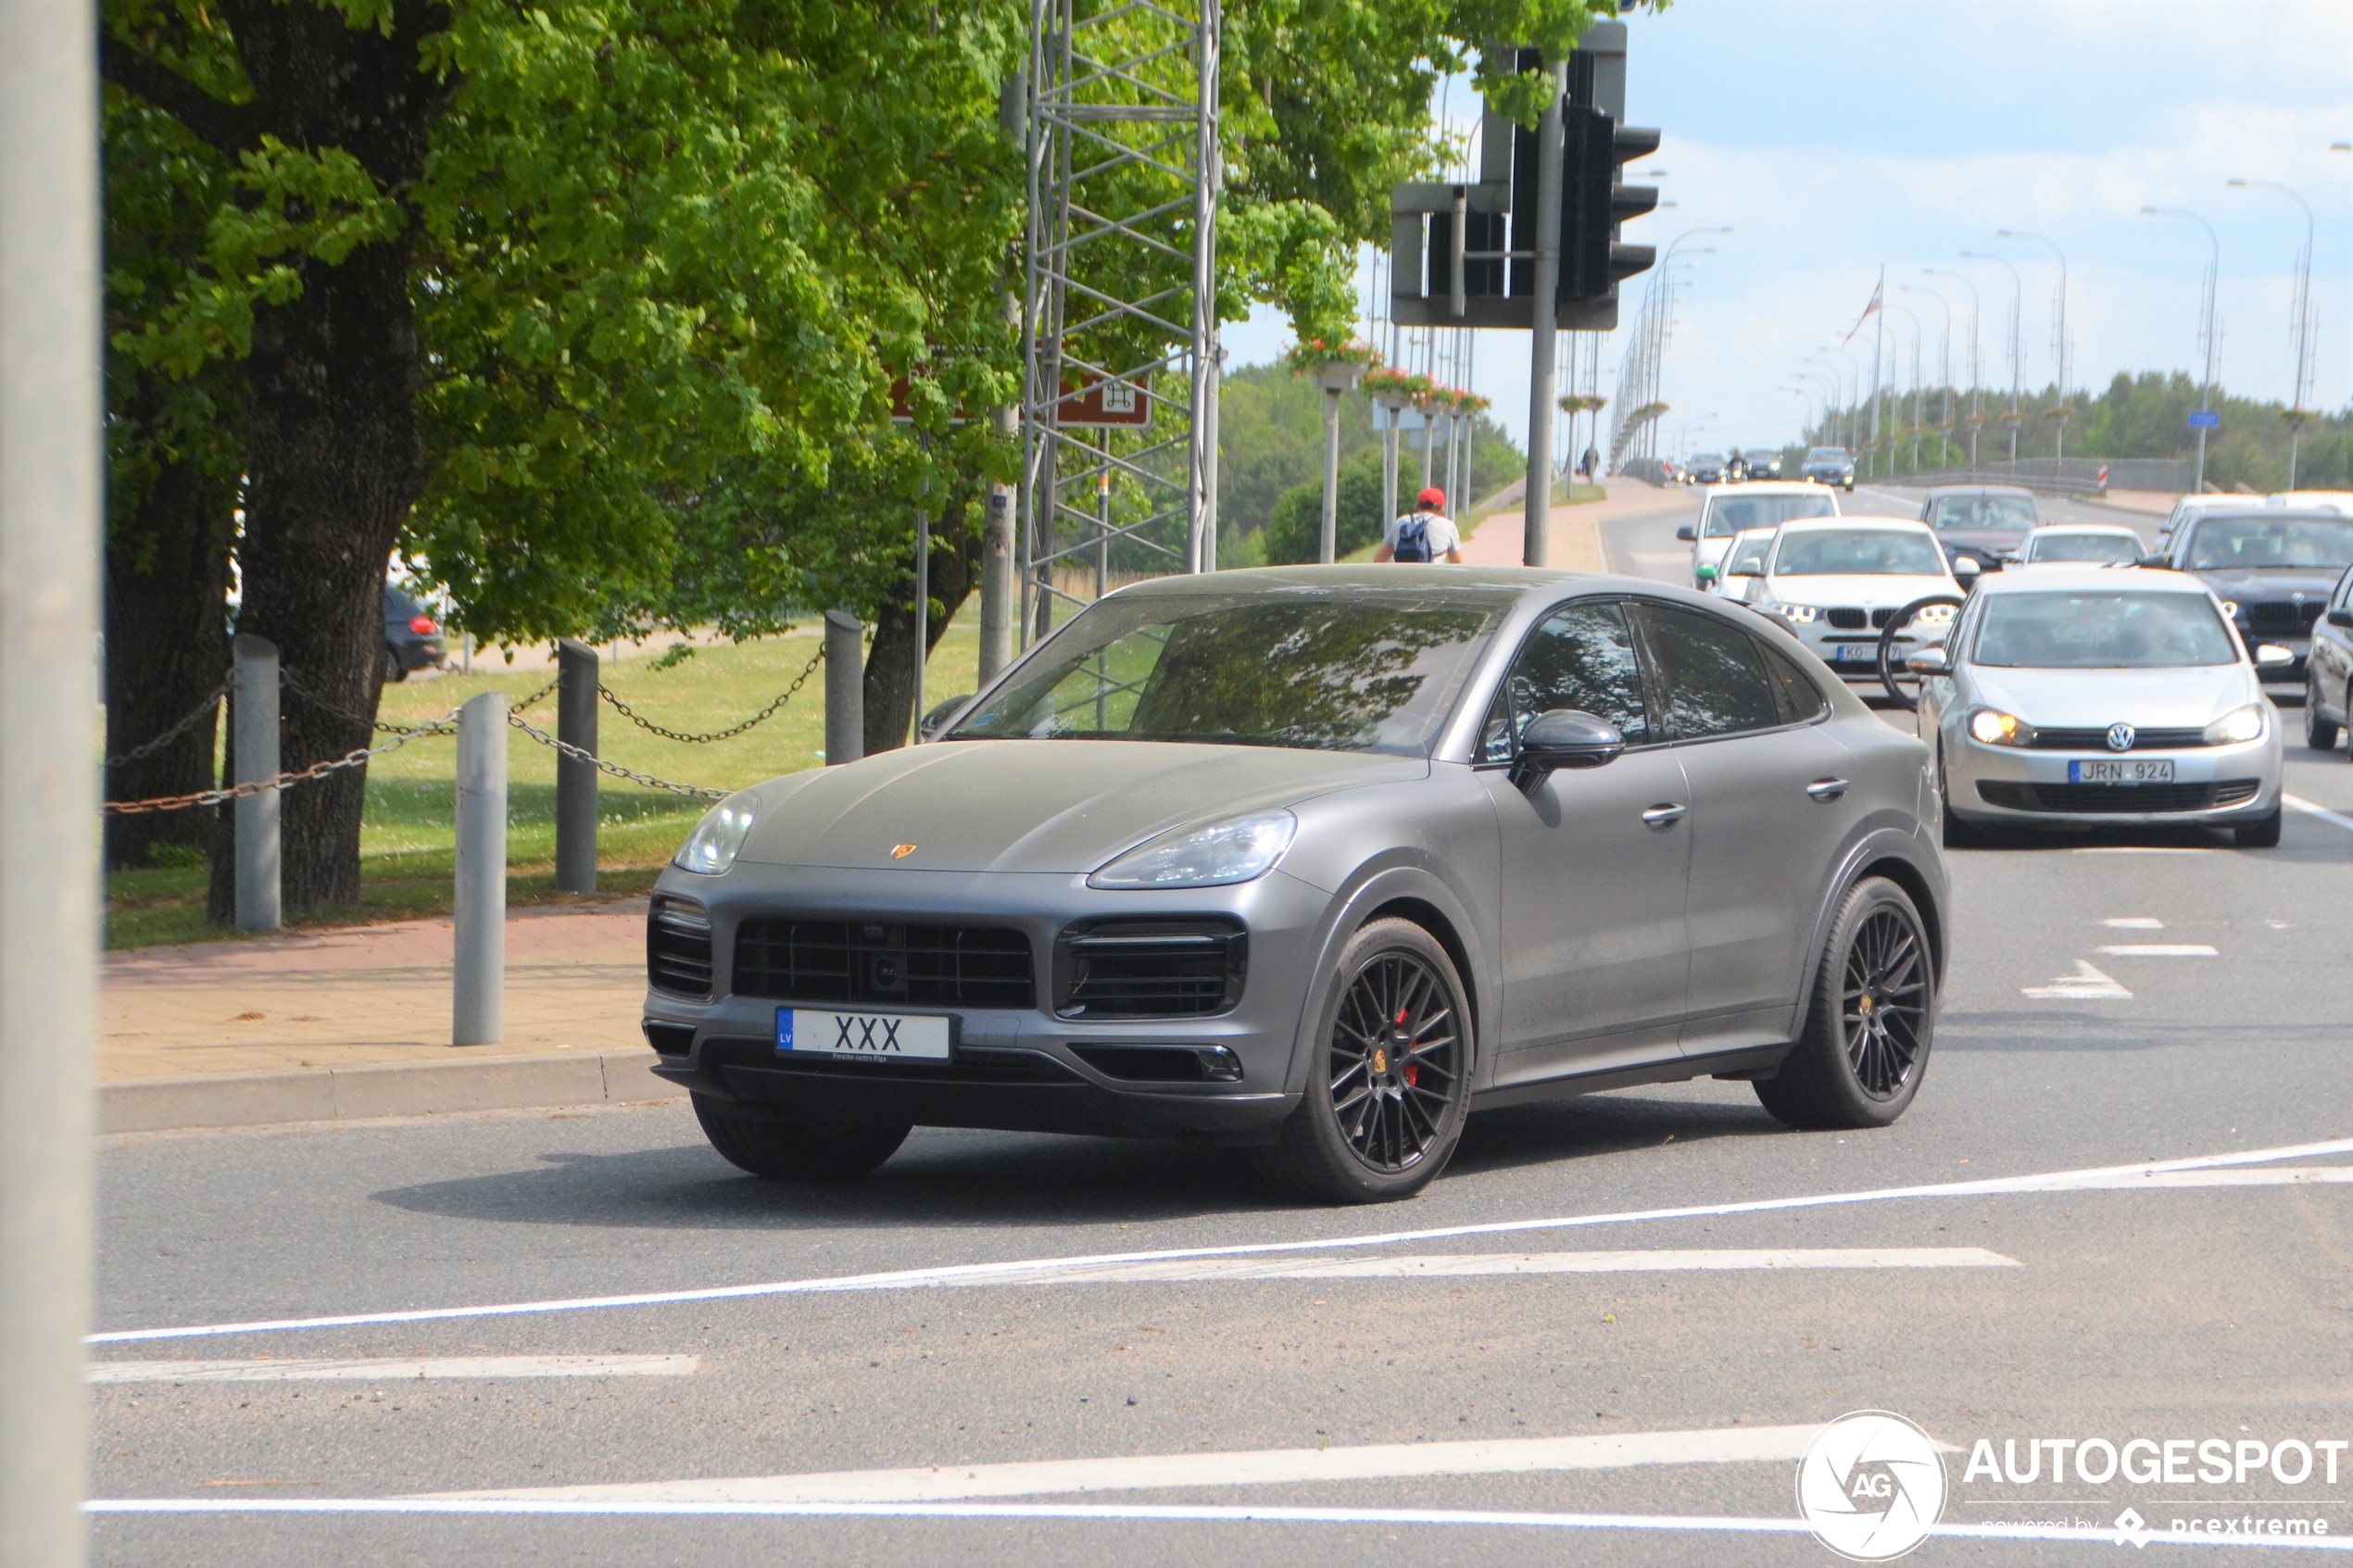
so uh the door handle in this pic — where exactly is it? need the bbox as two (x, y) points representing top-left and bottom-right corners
(1641, 802), (1688, 828)
(1806, 777), (1851, 801)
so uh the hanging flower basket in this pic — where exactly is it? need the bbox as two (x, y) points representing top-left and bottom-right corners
(1363, 366), (1429, 408)
(1284, 337), (1381, 391)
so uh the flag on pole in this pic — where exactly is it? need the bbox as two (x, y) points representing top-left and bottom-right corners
(1842, 282), (1883, 345)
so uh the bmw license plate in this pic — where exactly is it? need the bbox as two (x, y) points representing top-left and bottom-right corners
(1833, 644), (1878, 662)
(2070, 759), (2175, 784)
(776, 1008), (953, 1061)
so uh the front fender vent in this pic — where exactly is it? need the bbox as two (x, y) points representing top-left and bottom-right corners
(648, 896), (713, 998)
(1054, 919), (1246, 1020)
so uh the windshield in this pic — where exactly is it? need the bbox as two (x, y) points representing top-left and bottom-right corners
(1928, 495), (2037, 532)
(1771, 529), (1945, 577)
(1703, 492), (1836, 537)
(1692, 452), (1725, 466)
(2028, 532), (2142, 564)
(1972, 591), (2238, 668)
(948, 589), (1504, 754)
(1806, 448), (1849, 463)
(2185, 514), (2353, 571)
(1726, 534), (1774, 576)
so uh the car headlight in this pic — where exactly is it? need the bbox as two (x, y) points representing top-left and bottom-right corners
(1969, 708), (2035, 746)
(674, 798), (757, 874)
(2204, 703), (2266, 746)
(1766, 602), (1819, 624)
(1915, 603), (1957, 626)
(1088, 809), (1299, 890)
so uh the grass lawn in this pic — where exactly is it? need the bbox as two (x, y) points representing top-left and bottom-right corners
(105, 611), (987, 948)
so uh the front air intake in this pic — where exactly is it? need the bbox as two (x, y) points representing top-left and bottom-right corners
(647, 896), (713, 998)
(1054, 919), (1247, 1020)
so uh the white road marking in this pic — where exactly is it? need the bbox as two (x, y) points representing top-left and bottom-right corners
(89, 1135), (2353, 1345)
(2022, 960), (2132, 999)
(447, 1425), (1827, 1505)
(1629, 550), (1687, 565)
(2072, 846), (2217, 854)
(80, 1499), (2353, 1549)
(2285, 794), (2353, 833)
(950, 1248), (2017, 1288)
(2102, 917), (2164, 928)
(87, 1355), (697, 1386)
(2096, 944), (2219, 957)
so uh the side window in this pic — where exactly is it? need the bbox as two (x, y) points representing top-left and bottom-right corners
(1758, 637), (1828, 722)
(1634, 604), (1785, 740)
(1499, 601), (1652, 749)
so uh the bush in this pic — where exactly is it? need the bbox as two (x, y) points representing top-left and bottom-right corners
(1264, 447), (1390, 563)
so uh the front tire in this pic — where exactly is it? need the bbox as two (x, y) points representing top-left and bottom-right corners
(2233, 807), (2283, 849)
(1938, 759), (1981, 848)
(1252, 919), (1474, 1205)
(1755, 878), (1934, 1131)
(691, 1093), (910, 1180)
(2305, 671), (2339, 750)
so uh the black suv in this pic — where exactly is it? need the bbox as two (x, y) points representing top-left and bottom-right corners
(2167, 508), (2353, 684)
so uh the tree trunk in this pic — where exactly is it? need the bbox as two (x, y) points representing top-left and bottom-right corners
(104, 451), (237, 868)
(209, 0), (447, 909)
(863, 486), (981, 755)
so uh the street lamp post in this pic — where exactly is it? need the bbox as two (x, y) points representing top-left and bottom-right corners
(1885, 301), (1924, 473)
(1924, 268), (1982, 469)
(1997, 230), (2070, 467)
(1898, 282), (1954, 469)
(2140, 206), (2221, 495)
(2227, 178), (2316, 488)
(1961, 250), (2026, 464)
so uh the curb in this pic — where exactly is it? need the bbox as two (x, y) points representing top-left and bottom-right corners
(100, 1048), (683, 1135)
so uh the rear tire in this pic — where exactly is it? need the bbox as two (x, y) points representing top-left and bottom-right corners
(2233, 807), (2283, 849)
(386, 643), (409, 683)
(1252, 919), (1474, 1205)
(1755, 877), (1934, 1131)
(691, 1093), (910, 1180)
(2305, 671), (2339, 750)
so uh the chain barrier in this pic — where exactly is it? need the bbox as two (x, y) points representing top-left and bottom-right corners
(281, 670), (559, 734)
(105, 680), (230, 769)
(505, 710), (726, 800)
(101, 719), (459, 816)
(596, 645), (824, 745)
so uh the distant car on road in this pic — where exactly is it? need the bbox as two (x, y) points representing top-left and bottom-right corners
(2158, 493), (2241, 551)
(1801, 446), (1856, 490)
(1740, 447), (1785, 482)
(1686, 451), (1731, 485)
(385, 584), (446, 682)
(2018, 524), (2147, 566)
(1698, 526), (1778, 605)
(2269, 491), (2353, 517)
(2163, 508), (2353, 684)
(2296, 564), (2353, 752)
(1919, 485), (2039, 577)
(1676, 481), (1840, 587)
(1913, 565), (2287, 848)
(1750, 517), (1965, 681)
(644, 566), (1950, 1199)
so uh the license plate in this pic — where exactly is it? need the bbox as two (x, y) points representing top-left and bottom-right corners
(1833, 644), (1878, 662)
(775, 1008), (952, 1061)
(2069, 759), (2176, 784)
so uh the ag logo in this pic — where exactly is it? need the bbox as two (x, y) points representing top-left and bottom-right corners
(1795, 1410), (1946, 1561)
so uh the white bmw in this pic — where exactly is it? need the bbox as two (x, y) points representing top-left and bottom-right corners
(1750, 517), (1968, 680)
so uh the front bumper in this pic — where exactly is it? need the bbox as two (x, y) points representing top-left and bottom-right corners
(1947, 733), (2281, 826)
(637, 864), (1332, 1138)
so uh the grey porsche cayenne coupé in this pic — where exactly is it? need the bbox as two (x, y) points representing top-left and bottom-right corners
(643, 568), (1947, 1203)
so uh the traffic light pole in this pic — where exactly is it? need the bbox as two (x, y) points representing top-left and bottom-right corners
(1522, 59), (1567, 568)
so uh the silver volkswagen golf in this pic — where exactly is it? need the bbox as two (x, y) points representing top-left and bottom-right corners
(644, 568), (1947, 1203)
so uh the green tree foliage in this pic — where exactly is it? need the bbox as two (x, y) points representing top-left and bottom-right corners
(1261, 420), (1522, 563)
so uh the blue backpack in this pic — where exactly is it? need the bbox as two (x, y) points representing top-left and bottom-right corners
(1394, 512), (1433, 562)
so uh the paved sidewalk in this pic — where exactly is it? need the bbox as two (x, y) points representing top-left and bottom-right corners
(102, 902), (671, 1132)
(1456, 480), (1689, 570)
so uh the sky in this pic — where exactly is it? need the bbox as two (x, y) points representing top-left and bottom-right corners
(1220, 0), (2353, 458)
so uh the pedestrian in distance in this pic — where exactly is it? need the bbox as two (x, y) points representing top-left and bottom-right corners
(1581, 444), (1600, 479)
(1374, 486), (1466, 564)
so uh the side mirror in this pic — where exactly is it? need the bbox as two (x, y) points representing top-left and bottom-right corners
(1693, 562), (1718, 583)
(2254, 644), (2295, 670)
(1675, 524), (1696, 543)
(2139, 553), (2172, 570)
(2328, 608), (2353, 630)
(1905, 647), (1952, 676)
(1511, 709), (1625, 789)
(1951, 555), (1982, 577)
(919, 693), (975, 740)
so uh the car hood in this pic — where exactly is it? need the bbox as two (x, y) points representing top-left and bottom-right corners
(1967, 664), (2258, 729)
(2186, 565), (2343, 602)
(1768, 572), (1957, 608)
(731, 741), (1427, 874)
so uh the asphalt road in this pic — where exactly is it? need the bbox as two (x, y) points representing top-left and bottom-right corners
(91, 500), (2353, 1564)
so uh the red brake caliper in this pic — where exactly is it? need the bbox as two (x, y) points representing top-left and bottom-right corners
(1395, 1006), (1418, 1086)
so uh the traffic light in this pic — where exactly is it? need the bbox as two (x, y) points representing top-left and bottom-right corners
(1562, 107), (1657, 305)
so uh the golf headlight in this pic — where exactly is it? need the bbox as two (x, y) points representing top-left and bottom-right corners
(1088, 810), (1297, 889)
(674, 798), (757, 874)
(2204, 703), (2266, 746)
(1768, 602), (1820, 625)
(1969, 708), (2035, 747)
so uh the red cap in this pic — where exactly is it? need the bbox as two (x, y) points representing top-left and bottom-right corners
(1417, 487), (1446, 508)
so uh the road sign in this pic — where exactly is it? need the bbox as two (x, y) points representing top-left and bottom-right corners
(2187, 408), (2220, 430)
(1052, 371), (1151, 429)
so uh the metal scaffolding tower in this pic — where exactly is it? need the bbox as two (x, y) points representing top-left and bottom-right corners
(1019, 0), (1221, 646)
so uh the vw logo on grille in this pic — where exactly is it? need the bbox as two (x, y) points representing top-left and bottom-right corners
(2107, 722), (2136, 752)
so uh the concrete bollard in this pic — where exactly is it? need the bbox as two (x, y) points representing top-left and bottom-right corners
(452, 691), (507, 1046)
(554, 638), (598, 894)
(824, 610), (863, 766)
(231, 633), (281, 934)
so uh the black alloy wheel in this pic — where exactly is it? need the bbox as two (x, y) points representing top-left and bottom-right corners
(1253, 919), (1473, 1204)
(1755, 877), (1935, 1130)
